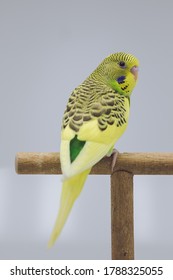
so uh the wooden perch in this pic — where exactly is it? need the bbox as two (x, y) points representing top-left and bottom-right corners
(15, 152), (173, 260)
(16, 152), (173, 175)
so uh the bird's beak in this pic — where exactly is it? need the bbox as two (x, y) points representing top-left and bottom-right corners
(130, 66), (139, 81)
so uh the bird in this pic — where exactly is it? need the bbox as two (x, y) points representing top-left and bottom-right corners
(48, 52), (139, 247)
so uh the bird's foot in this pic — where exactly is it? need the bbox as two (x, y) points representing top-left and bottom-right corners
(106, 148), (119, 173)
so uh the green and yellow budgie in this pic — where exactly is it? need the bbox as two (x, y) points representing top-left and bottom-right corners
(48, 52), (139, 247)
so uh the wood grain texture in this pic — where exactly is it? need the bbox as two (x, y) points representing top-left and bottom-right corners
(111, 171), (134, 260)
(15, 153), (61, 174)
(16, 152), (173, 175)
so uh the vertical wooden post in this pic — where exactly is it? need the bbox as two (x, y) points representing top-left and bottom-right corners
(111, 171), (134, 260)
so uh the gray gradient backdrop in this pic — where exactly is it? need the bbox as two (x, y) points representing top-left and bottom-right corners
(0, 0), (173, 259)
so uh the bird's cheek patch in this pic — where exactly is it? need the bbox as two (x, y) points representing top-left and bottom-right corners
(117, 76), (126, 84)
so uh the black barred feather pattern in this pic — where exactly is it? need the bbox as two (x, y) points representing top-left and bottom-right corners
(62, 78), (127, 132)
(62, 52), (139, 134)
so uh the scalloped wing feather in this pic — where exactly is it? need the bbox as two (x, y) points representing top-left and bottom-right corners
(60, 111), (129, 178)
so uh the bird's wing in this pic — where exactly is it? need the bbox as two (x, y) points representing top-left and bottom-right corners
(61, 95), (129, 178)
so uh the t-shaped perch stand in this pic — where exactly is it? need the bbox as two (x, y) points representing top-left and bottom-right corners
(15, 152), (173, 259)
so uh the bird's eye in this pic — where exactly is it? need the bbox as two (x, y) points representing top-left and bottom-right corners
(119, 61), (126, 68)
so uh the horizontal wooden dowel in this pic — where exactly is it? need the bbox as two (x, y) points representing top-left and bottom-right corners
(15, 153), (61, 174)
(15, 152), (173, 175)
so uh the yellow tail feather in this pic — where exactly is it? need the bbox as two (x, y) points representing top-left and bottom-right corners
(48, 168), (91, 248)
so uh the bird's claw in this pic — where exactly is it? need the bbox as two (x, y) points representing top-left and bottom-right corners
(106, 148), (119, 173)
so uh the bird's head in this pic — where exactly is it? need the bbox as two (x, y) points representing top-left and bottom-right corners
(94, 52), (139, 96)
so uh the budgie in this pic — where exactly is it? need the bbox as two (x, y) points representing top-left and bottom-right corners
(48, 52), (139, 247)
